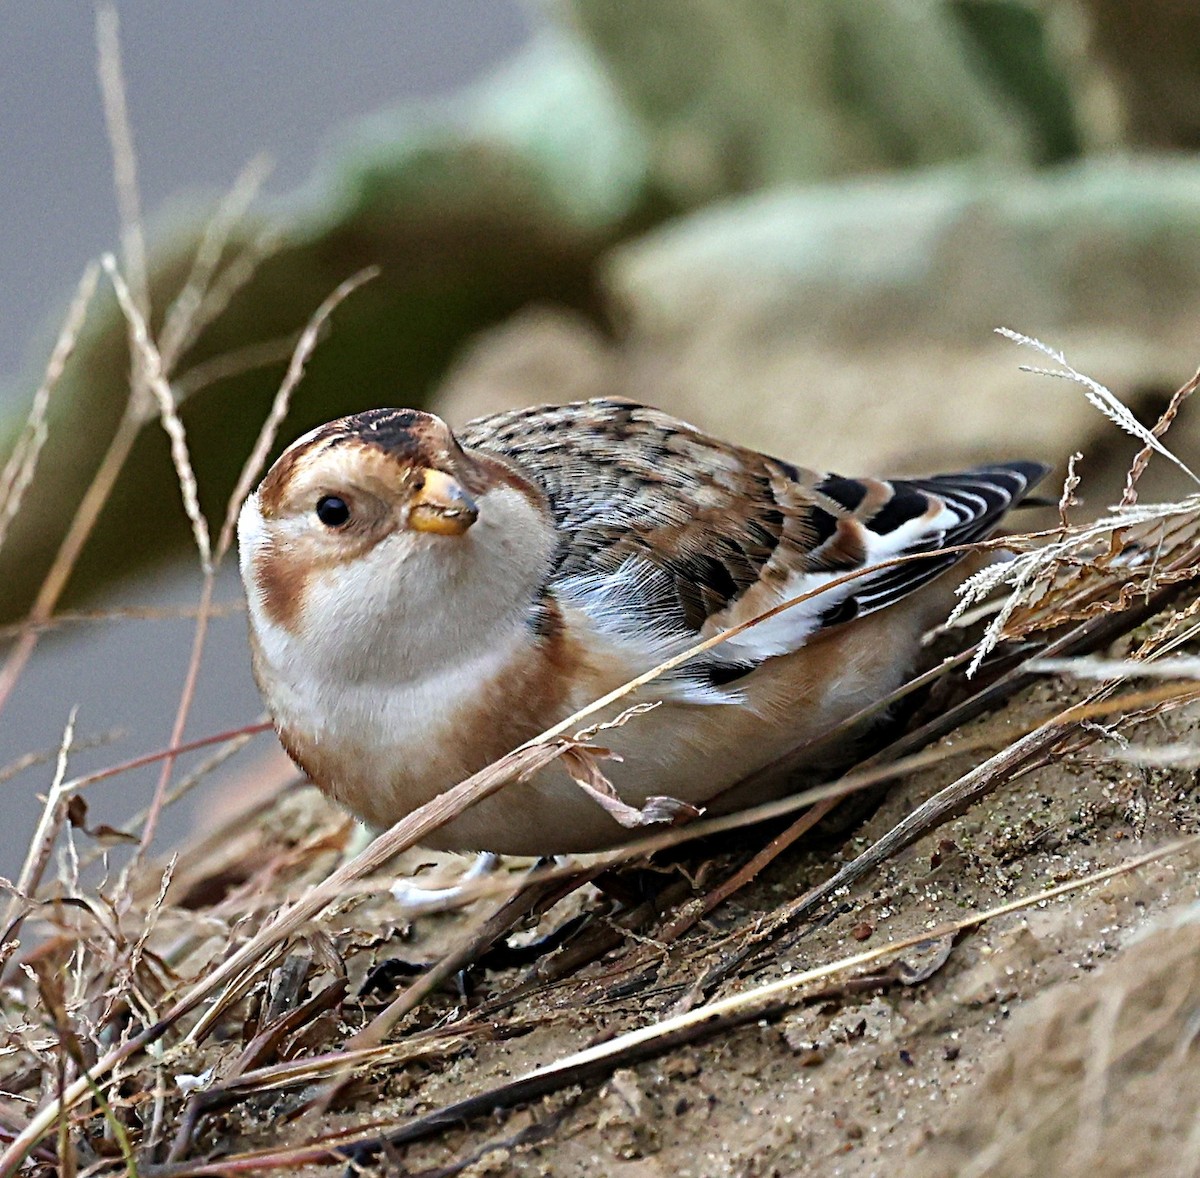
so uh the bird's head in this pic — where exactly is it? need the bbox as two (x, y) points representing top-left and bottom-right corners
(237, 408), (556, 679)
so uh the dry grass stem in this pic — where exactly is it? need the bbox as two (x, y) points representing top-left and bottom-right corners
(216, 266), (381, 560)
(95, 1), (148, 321)
(1, 21), (279, 723)
(209, 664), (1200, 922)
(0, 600), (245, 642)
(953, 498), (1200, 674)
(0, 729), (123, 790)
(1120, 366), (1200, 506)
(66, 729), (258, 882)
(103, 253), (211, 571)
(136, 577), (215, 854)
(1058, 449), (1083, 529)
(1031, 654), (1200, 679)
(0, 6), (155, 718)
(0, 398), (144, 716)
(157, 154), (274, 370)
(56, 718), (272, 800)
(105, 242), (218, 853)
(1, 710), (77, 969)
(0, 262), (100, 557)
(172, 333), (300, 401)
(0, 741), (595, 1169)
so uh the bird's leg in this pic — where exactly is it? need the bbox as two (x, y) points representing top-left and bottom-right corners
(390, 851), (501, 911)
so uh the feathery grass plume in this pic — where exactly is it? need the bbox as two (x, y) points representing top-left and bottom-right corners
(951, 343), (1200, 675)
(953, 495), (1200, 675)
(103, 255), (212, 573)
(996, 328), (1200, 487)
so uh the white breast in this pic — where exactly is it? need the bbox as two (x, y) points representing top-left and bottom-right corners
(238, 480), (561, 827)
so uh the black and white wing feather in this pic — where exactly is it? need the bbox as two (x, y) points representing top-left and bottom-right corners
(460, 399), (1047, 698)
(810, 464), (1049, 625)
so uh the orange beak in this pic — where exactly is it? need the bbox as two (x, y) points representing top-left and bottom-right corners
(407, 468), (479, 536)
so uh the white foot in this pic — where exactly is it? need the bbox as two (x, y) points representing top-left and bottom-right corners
(390, 851), (500, 911)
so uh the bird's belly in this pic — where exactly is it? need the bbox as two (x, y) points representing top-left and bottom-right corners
(272, 682), (476, 829)
(264, 631), (559, 833)
(268, 599), (930, 856)
(420, 604), (931, 854)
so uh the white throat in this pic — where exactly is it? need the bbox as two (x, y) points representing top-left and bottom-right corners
(240, 482), (555, 693)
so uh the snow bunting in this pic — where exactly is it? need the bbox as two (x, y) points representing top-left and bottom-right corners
(238, 399), (1046, 854)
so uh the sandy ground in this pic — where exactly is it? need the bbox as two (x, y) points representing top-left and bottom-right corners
(145, 640), (1200, 1178)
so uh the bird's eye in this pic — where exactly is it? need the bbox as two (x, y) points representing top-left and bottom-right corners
(315, 495), (351, 528)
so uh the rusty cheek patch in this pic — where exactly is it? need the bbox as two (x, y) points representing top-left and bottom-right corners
(256, 445), (309, 517)
(253, 543), (309, 633)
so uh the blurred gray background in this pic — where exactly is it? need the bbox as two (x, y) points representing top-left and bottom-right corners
(1, 2), (529, 875)
(1, 2), (528, 394)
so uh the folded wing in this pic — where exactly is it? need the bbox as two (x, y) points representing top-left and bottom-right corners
(461, 399), (1047, 700)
